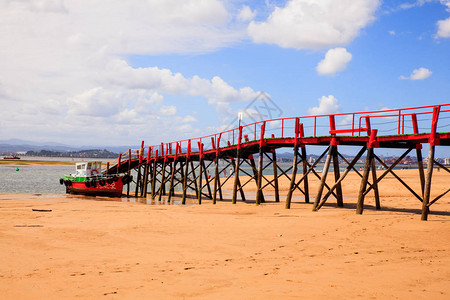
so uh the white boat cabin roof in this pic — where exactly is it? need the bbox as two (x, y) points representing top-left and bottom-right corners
(75, 161), (102, 177)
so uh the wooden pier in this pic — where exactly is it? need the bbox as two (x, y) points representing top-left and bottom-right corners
(105, 104), (450, 220)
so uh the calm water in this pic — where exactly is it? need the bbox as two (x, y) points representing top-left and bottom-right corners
(0, 164), (72, 194)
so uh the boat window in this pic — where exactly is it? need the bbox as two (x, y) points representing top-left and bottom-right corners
(77, 165), (82, 170)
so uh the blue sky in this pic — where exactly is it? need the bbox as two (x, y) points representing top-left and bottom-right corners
(0, 0), (449, 149)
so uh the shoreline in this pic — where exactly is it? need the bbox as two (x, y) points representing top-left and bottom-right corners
(0, 159), (73, 165)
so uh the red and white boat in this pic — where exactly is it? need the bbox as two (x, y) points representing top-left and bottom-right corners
(60, 161), (132, 197)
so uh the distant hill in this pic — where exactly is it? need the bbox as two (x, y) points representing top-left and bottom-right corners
(0, 139), (131, 153)
(25, 149), (118, 158)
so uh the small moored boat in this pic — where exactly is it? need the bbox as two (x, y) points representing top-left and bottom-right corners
(60, 161), (132, 197)
(3, 154), (20, 160)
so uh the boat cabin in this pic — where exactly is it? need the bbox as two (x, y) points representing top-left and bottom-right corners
(74, 161), (102, 177)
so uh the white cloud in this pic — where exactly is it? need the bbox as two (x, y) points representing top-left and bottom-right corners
(237, 5), (256, 22)
(248, 0), (380, 49)
(159, 105), (177, 116)
(0, 1), (260, 145)
(399, 67), (432, 80)
(308, 95), (341, 115)
(393, 1), (450, 38)
(437, 17), (450, 38)
(316, 48), (352, 75)
(436, 1), (450, 38)
(183, 115), (198, 123)
(389, 30), (396, 35)
(397, 0), (433, 10)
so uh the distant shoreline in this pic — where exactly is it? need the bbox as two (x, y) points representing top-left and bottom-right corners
(0, 159), (73, 165)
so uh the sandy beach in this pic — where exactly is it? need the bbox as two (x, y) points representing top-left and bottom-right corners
(0, 169), (449, 299)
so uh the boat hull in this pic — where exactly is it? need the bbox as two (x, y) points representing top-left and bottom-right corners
(67, 180), (124, 197)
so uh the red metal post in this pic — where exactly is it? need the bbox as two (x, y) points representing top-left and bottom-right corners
(118, 153), (122, 167)
(365, 116), (371, 136)
(352, 114), (355, 135)
(259, 121), (266, 147)
(216, 133), (222, 156)
(128, 149), (131, 166)
(402, 115), (405, 134)
(140, 140), (144, 158)
(411, 114), (419, 134)
(294, 117), (299, 146)
(237, 126), (243, 149)
(430, 106), (441, 146)
(299, 122), (304, 138)
(147, 147), (151, 164)
(187, 139), (191, 159)
(314, 116), (317, 137)
(329, 115), (336, 134)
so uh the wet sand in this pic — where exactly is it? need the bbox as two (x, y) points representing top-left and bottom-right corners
(0, 169), (449, 299)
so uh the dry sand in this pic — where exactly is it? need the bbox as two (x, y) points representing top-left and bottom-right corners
(0, 169), (449, 299)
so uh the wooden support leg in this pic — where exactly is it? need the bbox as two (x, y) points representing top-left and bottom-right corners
(232, 151), (240, 204)
(190, 161), (199, 199)
(213, 158), (219, 204)
(301, 146), (309, 203)
(370, 156), (380, 209)
(256, 148), (264, 205)
(272, 150), (280, 203)
(421, 145), (435, 221)
(356, 148), (373, 214)
(416, 146), (426, 197)
(315, 146), (367, 210)
(151, 161), (157, 199)
(313, 145), (334, 211)
(142, 163), (149, 198)
(126, 170), (131, 197)
(202, 160), (213, 199)
(167, 161), (177, 203)
(182, 158), (189, 205)
(285, 145), (299, 209)
(332, 147), (343, 207)
(248, 156), (264, 205)
(198, 159), (203, 205)
(135, 165), (141, 197)
(158, 160), (166, 201)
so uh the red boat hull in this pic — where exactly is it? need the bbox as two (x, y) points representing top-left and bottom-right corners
(67, 180), (124, 197)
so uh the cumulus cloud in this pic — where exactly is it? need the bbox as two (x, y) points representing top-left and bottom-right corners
(308, 95), (341, 115)
(399, 67), (432, 80)
(437, 17), (450, 37)
(0, 1), (259, 145)
(436, 1), (450, 38)
(237, 5), (256, 22)
(316, 48), (352, 75)
(159, 105), (178, 116)
(248, 0), (380, 49)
